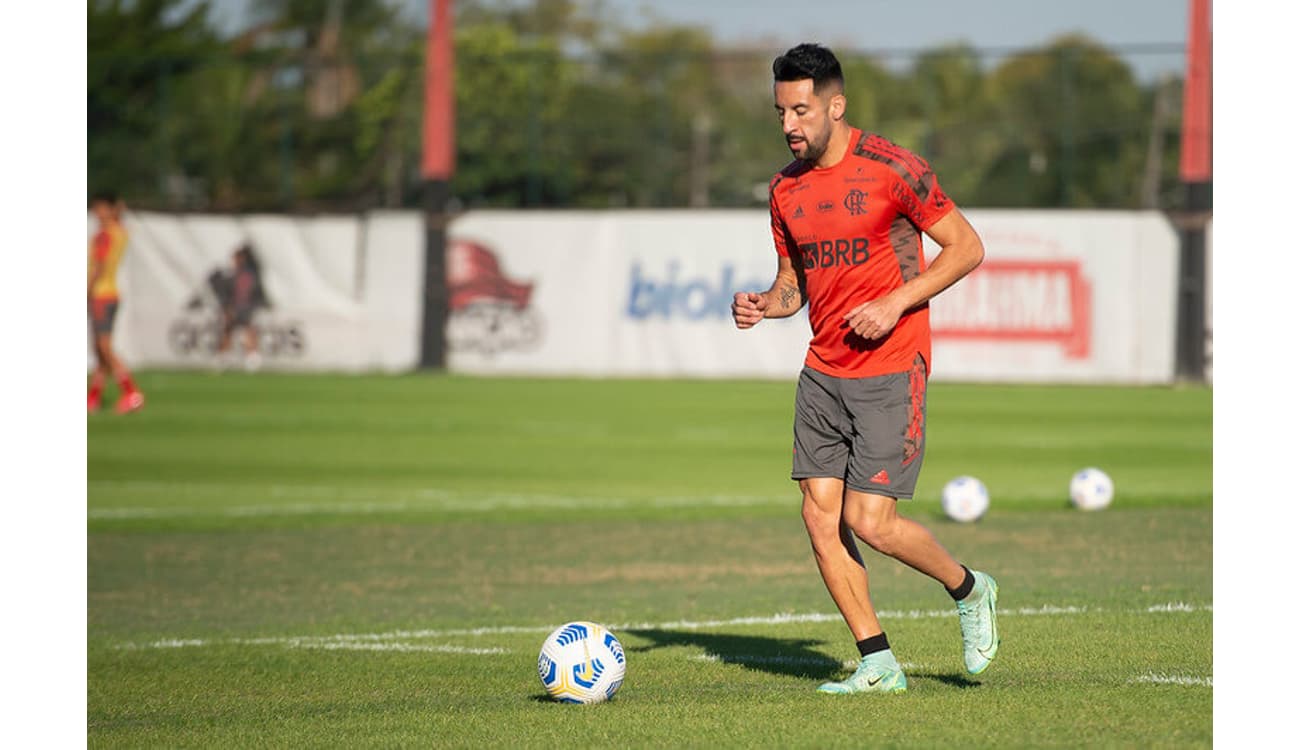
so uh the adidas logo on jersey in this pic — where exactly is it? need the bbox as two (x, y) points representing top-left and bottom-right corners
(792, 205), (805, 219)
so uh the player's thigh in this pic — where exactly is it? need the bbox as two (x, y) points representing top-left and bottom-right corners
(841, 355), (928, 499)
(232, 306), (255, 328)
(791, 367), (852, 483)
(89, 299), (118, 336)
(841, 487), (901, 532)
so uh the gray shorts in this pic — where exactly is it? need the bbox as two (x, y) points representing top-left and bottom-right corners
(89, 299), (118, 335)
(791, 355), (929, 499)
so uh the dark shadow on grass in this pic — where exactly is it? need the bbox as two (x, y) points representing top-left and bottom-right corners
(911, 671), (982, 689)
(626, 629), (844, 680)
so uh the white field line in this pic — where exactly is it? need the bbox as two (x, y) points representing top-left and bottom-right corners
(1132, 672), (1213, 687)
(119, 638), (505, 655)
(89, 475), (1206, 517)
(87, 480), (790, 519)
(113, 601), (1211, 653)
(293, 642), (507, 655)
(1146, 602), (1213, 613)
(90, 479), (1200, 519)
(690, 656), (1211, 689)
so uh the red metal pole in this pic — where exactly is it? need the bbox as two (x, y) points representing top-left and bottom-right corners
(1179, 0), (1211, 186)
(420, 0), (454, 368)
(422, 0), (455, 180)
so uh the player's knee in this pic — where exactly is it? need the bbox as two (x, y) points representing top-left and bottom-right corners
(847, 507), (898, 555)
(799, 493), (839, 547)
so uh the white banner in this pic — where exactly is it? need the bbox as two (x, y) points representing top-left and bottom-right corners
(447, 209), (1180, 384)
(91, 209), (1183, 383)
(88, 211), (423, 372)
(446, 211), (809, 379)
(926, 211), (1178, 383)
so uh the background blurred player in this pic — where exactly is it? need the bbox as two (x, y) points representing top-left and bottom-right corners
(733, 43), (997, 694)
(87, 191), (144, 414)
(216, 243), (271, 371)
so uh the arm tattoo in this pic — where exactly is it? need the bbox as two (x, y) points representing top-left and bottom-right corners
(779, 284), (800, 310)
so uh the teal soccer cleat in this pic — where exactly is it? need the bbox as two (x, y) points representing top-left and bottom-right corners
(957, 571), (1000, 675)
(817, 650), (908, 694)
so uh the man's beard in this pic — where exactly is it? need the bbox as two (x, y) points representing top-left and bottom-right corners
(791, 127), (831, 163)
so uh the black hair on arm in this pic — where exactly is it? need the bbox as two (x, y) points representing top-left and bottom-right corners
(772, 43), (844, 94)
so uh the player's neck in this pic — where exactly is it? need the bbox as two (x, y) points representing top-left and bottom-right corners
(811, 123), (853, 170)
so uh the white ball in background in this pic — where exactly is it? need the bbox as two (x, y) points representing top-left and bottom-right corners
(941, 475), (989, 523)
(1069, 467), (1114, 511)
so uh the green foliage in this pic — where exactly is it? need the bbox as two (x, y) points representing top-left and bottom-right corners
(982, 35), (1150, 207)
(88, 0), (220, 201)
(452, 22), (577, 206)
(87, 1), (1184, 211)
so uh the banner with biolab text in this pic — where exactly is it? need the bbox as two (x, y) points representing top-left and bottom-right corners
(445, 209), (1179, 384)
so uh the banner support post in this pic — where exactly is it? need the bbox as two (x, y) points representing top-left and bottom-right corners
(418, 0), (455, 370)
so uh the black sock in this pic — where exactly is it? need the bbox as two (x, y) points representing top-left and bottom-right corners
(856, 632), (890, 657)
(946, 565), (975, 601)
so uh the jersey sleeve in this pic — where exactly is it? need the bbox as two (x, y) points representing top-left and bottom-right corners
(769, 174), (791, 258)
(888, 154), (956, 231)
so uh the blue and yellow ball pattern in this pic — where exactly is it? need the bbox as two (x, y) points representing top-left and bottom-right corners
(538, 621), (627, 704)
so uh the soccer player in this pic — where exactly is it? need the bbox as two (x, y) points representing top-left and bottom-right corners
(732, 43), (997, 694)
(216, 244), (271, 371)
(87, 191), (144, 414)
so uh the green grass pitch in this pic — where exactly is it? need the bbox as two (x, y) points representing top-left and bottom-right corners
(88, 373), (1212, 747)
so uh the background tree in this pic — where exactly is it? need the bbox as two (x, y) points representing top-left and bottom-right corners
(87, 1), (1183, 212)
(981, 34), (1148, 207)
(88, 0), (219, 203)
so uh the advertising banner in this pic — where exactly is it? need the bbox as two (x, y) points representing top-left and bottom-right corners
(927, 211), (1177, 382)
(447, 211), (810, 379)
(90, 208), (1183, 383)
(447, 210), (1180, 383)
(88, 211), (423, 372)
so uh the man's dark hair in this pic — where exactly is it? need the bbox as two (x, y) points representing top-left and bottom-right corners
(236, 243), (263, 276)
(773, 43), (844, 94)
(89, 190), (119, 206)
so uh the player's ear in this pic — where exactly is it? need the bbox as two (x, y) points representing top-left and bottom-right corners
(829, 93), (846, 122)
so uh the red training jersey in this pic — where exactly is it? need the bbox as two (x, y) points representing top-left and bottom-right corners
(769, 127), (955, 378)
(88, 223), (128, 301)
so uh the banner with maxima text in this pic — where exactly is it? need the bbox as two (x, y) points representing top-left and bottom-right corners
(446, 209), (1179, 383)
(92, 208), (1179, 382)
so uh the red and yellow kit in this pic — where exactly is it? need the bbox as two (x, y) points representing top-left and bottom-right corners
(88, 223), (128, 301)
(769, 128), (955, 378)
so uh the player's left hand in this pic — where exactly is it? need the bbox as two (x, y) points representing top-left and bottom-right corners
(843, 295), (905, 340)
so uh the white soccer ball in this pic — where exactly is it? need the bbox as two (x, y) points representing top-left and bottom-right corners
(1070, 467), (1114, 511)
(941, 475), (989, 523)
(538, 621), (626, 704)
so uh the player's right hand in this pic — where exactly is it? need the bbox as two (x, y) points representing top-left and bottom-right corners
(732, 292), (767, 329)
